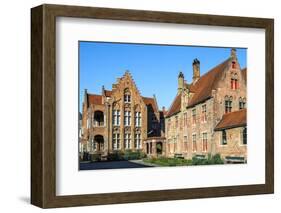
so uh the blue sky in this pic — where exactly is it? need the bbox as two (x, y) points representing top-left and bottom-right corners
(79, 42), (246, 111)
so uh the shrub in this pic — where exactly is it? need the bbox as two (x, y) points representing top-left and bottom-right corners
(90, 154), (101, 162)
(124, 150), (147, 160)
(192, 154), (224, 165)
(107, 151), (124, 161)
(139, 151), (147, 159)
(210, 154), (224, 164)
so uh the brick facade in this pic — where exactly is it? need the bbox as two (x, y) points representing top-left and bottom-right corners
(81, 71), (165, 160)
(165, 49), (247, 162)
(80, 48), (247, 163)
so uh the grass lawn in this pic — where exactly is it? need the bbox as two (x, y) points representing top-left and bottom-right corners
(143, 154), (225, 167)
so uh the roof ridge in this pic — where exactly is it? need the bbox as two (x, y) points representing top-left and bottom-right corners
(215, 109), (247, 131)
(222, 108), (246, 117)
(142, 96), (154, 100)
(195, 58), (230, 84)
(187, 58), (231, 107)
(87, 92), (102, 96)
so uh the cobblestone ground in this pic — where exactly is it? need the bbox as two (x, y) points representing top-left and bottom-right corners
(79, 160), (153, 170)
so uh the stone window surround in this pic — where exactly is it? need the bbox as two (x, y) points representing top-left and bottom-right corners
(221, 130), (227, 146)
(241, 127), (247, 146)
(202, 132), (208, 152)
(112, 133), (120, 150)
(124, 133), (131, 149)
(201, 104), (207, 123)
(192, 133), (197, 152)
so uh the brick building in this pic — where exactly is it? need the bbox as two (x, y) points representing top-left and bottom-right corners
(80, 48), (247, 163)
(165, 48), (247, 162)
(80, 71), (165, 160)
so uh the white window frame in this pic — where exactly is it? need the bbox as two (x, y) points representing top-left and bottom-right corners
(124, 111), (131, 126)
(124, 94), (131, 103)
(135, 112), (141, 127)
(112, 133), (120, 150)
(124, 133), (131, 149)
(113, 110), (121, 126)
(135, 133), (141, 149)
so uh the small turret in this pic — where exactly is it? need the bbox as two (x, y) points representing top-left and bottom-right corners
(231, 48), (237, 60)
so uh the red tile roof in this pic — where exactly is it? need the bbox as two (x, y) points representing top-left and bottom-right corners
(214, 109), (246, 131)
(241, 68), (247, 84)
(87, 90), (159, 112)
(142, 97), (158, 112)
(166, 58), (248, 117)
(88, 94), (103, 105)
(188, 59), (230, 107)
(104, 89), (112, 97)
(166, 94), (181, 117)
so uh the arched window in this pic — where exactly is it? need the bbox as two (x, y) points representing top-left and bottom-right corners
(124, 88), (131, 103)
(93, 110), (104, 126)
(231, 73), (239, 90)
(239, 97), (246, 109)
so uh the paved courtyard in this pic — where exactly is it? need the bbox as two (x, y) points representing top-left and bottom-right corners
(79, 160), (153, 170)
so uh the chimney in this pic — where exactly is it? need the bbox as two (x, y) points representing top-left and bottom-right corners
(178, 71), (184, 93)
(83, 89), (88, 107)
(192, 58), (200, 83)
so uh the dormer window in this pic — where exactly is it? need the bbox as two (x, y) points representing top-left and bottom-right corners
(124, 88), (131, 103)
(124, 94), (131, 103)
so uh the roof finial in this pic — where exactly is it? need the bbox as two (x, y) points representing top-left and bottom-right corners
(102, 85), (105, 94)
(231, 48), (237, 59)
(125, 69), (130, 74)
